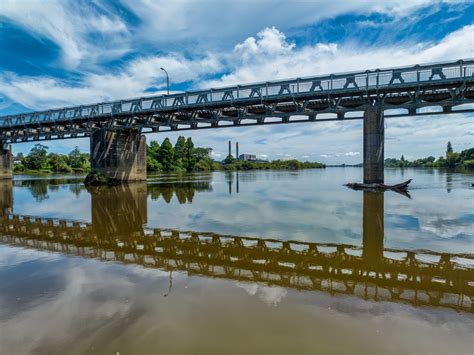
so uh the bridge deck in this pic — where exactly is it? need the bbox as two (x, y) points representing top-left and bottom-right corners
(1, 59), (473, 143)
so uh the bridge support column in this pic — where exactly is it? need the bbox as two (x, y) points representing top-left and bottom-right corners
(90, 129), (146, 181)
(363, 105), (384, 184)
(362, 191), (384, 263)
(0, 145), (13, 180)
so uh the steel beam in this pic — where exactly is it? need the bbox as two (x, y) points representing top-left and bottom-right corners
(0, 59), (473, 143)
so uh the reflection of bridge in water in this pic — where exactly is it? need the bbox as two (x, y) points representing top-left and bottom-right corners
(0, 180), (473, 312)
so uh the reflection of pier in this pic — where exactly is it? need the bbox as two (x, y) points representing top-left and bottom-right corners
(1, 216), (473, 312)
(0, 181), (474, 312)
(0, 180), (12, 217)
(0, 182), (473, 312)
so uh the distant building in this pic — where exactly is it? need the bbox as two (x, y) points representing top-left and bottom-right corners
(238, 154), (257, 161)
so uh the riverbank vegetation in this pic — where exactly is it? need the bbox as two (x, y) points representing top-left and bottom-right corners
(16, 139), (471, 176)
(146, 136), (325, 172)
(384, 142), (474, 169)
(218, 154), (324, 170)
(13, 144), (90, 174)
(13, 137), (324, 175)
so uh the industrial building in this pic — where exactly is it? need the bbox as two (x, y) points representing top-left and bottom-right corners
(227, 141), (258, 161)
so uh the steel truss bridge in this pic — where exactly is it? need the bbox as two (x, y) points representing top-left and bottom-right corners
(1, 213), (473, 312)
(1, 59), (473, 144)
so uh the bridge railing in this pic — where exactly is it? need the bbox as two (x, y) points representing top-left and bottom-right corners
(1, 59), (473, 128)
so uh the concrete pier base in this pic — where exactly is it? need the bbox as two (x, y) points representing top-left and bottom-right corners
(0, 146), (13, 180)
(363, 105), (384, 184)
(90, 129), (146, 181)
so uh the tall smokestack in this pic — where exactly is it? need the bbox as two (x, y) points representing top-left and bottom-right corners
(228, 140), (231, 157)
(236, 142), (239, 159)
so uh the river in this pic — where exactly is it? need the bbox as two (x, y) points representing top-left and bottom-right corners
(0, 168), (473, 354)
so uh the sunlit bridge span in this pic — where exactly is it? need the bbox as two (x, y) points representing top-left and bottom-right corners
(1, 59), (473, 143)
(1, 59), (474, 183)
(1, 211), (473, 313)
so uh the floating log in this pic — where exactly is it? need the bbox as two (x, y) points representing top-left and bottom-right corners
(345, 179), (412, 197)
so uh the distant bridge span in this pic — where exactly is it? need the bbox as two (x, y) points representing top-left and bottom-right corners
(1, 59), (473, 182)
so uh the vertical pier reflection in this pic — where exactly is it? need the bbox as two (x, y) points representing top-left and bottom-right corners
(89, 183), (147, 237)
(362, 191), (384, 263)
(1, 179), (473, 312)
(0, 179), (12, 217)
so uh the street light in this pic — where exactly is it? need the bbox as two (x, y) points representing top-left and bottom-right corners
(160, 67), (169, 95)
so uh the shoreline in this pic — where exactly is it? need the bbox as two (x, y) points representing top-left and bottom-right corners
(11, 165), (474, 178)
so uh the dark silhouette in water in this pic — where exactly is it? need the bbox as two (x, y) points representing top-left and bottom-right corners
(346, 179), (412, 198)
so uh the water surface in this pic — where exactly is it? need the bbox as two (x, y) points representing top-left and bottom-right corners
(0, 168), (473, 354)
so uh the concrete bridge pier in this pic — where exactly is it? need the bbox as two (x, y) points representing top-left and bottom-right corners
(90, 129), (146, 181)
(0, 144), (13, 180)
(363, 104), (384, 184)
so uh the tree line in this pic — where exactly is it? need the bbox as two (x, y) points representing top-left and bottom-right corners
(384, 142), (474, 169)
(146, 136), (325, 172)
(13, 137), (325, 175)
(219, 154), (324, 170)
(146, 136), (216, 172)
(13, 140), (472, 174)
(13, 144), (90, 174)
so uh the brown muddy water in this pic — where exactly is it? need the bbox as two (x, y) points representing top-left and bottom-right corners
(0, 168), (473, 354)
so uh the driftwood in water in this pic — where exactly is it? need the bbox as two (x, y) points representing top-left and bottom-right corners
(345, 179), (412, 198)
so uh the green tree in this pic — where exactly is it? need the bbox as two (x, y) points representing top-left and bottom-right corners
(463, 160), (474, 168)
(147, 155), (162, 172)
(24, 144), (49, 170)
(174, 136), (187, 161)
(435, 156), (447, 167)
(158, 138), (175, 171)
(446, 152), (459, 168)
(446, 141), (453, 157)
(148, 141), (160, 159)
(47, 153), (72, 173)
(193, 147), (212, 161)
(68, 146), (89, 170)
(459, 148), (474, 162)
(223, 154), (236, 165)
(195, 157), (214, 171)
(147, 141), (161, 172)
(184, 137), (196, 171)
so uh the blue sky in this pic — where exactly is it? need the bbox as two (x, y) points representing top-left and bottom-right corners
(0, 0), (473, 163)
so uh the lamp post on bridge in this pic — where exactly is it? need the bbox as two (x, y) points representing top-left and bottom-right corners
(160, 67), (170, 95)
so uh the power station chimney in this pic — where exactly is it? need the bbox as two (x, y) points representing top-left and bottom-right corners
(236, 142), (239, 159)
(228, 140), (231, 157)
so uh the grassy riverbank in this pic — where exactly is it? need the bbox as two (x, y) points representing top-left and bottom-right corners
(13, 144), (90, 175)
(384, 143), (474, 169)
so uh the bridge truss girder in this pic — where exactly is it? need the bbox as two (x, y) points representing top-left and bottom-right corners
(1, 60), (473, 144)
